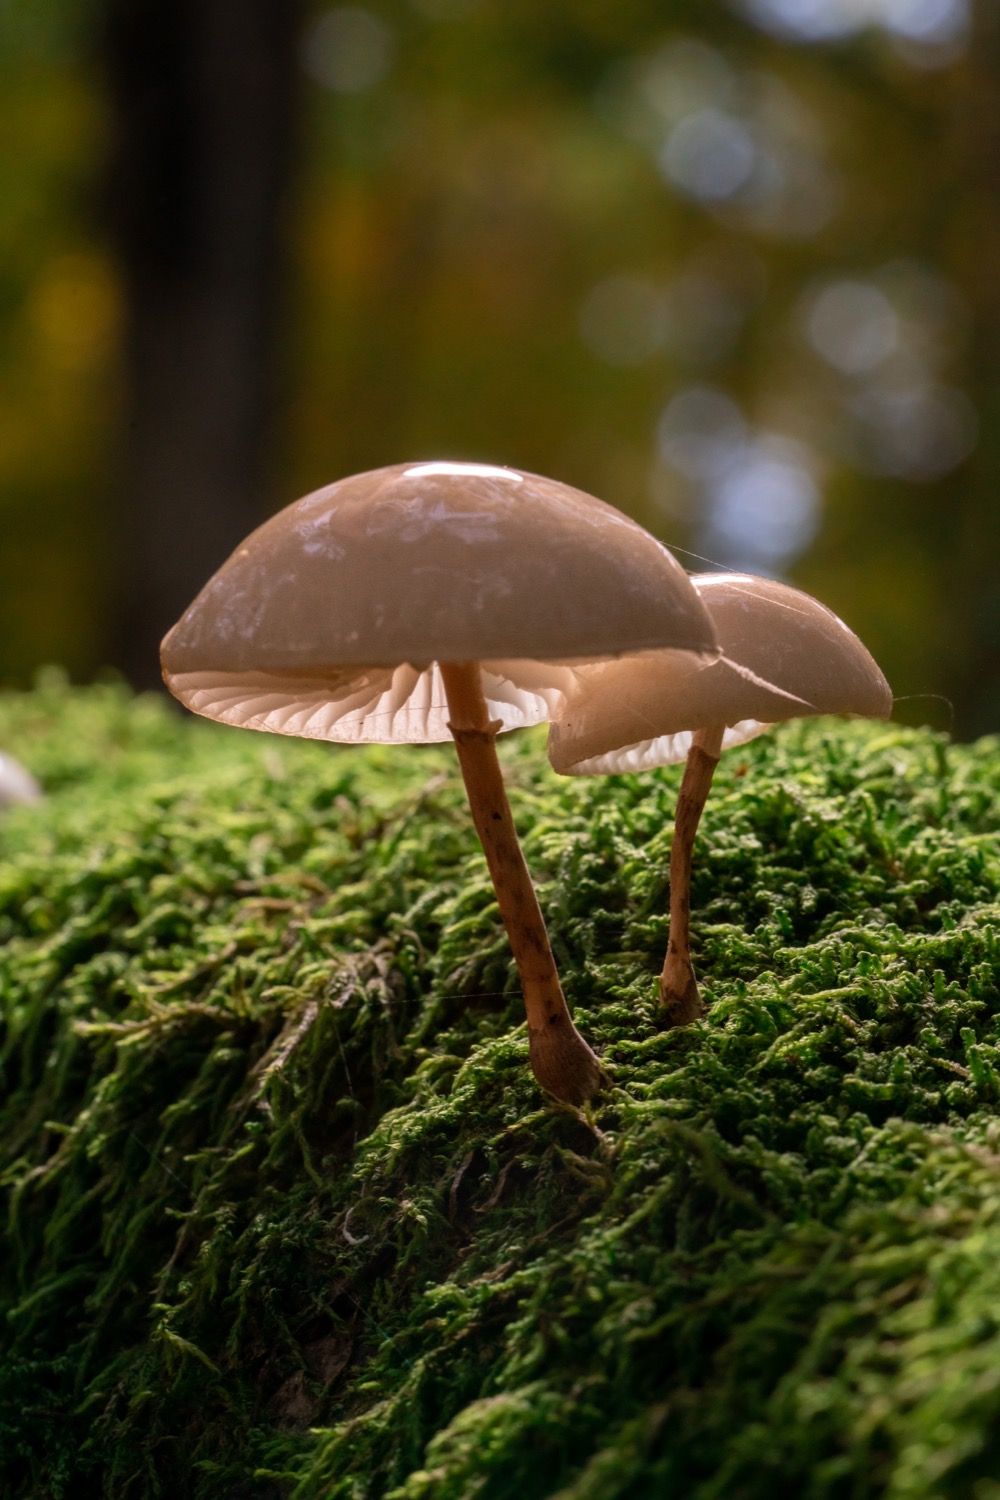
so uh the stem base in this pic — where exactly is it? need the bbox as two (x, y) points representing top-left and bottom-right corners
(529, 1018), (607, 1105)
(659, 950), (704, 1027)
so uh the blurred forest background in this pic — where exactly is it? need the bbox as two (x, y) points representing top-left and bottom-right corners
(1, 0), (997, 737)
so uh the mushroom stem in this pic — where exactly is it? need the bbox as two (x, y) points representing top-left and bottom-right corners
(660, 723), (725, 1026)
(440, 660), (605, 1104)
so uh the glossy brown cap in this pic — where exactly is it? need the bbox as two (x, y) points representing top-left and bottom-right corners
(548, 571), (893, 774)
(161, 461), (718, 743)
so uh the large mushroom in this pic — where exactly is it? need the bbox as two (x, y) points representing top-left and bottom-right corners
(547, 572), (892, 1026)
(161, 460), (717, 1102)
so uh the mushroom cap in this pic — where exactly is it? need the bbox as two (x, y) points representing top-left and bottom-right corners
(548, 571), (893, 775)
(161, 460), (717, 743)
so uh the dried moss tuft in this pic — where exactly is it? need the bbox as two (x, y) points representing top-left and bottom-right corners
(2, 675), (999, 1498)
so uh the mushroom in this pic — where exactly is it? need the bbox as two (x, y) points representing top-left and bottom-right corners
(161, 460), (718, 1102)
(0, 751), (43, 808)
(547, 572), (892, 1025)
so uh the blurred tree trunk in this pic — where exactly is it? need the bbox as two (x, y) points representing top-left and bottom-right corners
(951, 5), (1000, 738)
(103, 0), (302, 688)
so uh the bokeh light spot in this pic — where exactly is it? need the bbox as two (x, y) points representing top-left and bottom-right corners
(883, 0), (968, 42)
(301, 8), (395, 93)
(705, 434), (822, 571)
(660, 109), (757, 202)
(657, 387), (747, 480)
(740, 0), (968, 51)
(740, 0), (873, 41)
(849, 383), (977, 479)
(807, 280), (898, 374)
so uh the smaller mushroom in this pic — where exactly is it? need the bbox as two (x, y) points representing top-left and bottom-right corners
(0, 751), (43, 809)
(548, 573), (892, 1025)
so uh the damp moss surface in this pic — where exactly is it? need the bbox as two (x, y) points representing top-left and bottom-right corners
(2, 675), (1000, 1500)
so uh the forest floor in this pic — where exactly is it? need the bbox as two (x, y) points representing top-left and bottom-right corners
(1, 675), (999, 1499)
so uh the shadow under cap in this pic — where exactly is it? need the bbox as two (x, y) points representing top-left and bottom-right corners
(161, 461), (718, 743)
(548, 572), (893, 775)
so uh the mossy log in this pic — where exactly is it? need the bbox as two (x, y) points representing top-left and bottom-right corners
(2, 675), (1000, 1499)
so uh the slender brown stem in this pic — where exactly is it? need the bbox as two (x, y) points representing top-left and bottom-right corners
(440, 660), (605, 1103)
(660, 723), (724, 1026)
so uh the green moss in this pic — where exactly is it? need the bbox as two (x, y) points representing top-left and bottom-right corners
(1, 676), (999, 1498)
